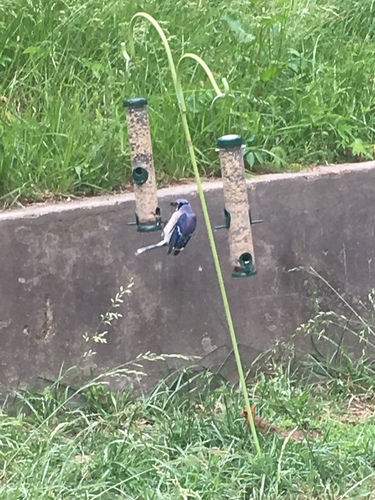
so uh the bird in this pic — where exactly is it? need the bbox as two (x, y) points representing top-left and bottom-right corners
(241, 406), (302, 441)
(135, 198), (197, 256)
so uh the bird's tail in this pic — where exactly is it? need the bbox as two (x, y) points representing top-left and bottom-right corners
(135, 240), (166, 256)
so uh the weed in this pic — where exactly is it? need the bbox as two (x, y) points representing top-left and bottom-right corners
(1, 272), (375, 497)
(0, 0), (374, 204)
(1, 351), (375, 498)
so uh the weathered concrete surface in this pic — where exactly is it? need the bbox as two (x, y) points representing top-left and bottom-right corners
(0, 162), (374, 390)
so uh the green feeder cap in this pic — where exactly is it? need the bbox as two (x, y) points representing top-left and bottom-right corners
(132, 166), (149, 185)
(217, 134), (243, 149)
(123, 97), (148, 109)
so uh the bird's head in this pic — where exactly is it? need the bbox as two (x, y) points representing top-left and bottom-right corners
(171, 198), (190, 210)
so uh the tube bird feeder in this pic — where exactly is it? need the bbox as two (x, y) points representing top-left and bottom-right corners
(124, 97), (161, 232)
(216, 134), (257, 277)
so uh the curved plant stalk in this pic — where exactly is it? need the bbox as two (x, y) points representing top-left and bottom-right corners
(177, 53), (223, 95)
(128, 12), (262, 458)
(177, 53), (234, 108)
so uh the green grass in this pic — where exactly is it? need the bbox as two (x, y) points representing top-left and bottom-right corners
(1, 282), (375, 498)
(0, 0), (374, 205)
(1, 355), (375, 499)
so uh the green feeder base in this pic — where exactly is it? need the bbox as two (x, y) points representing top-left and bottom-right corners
(232, 252), (257, 278)
(128, 209), (162, 232)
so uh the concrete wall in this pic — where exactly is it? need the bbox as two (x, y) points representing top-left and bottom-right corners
(1, 162), (374, 390)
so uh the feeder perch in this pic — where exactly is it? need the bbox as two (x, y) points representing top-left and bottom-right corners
(216, 134), (257, 277)
(215, 207), (263, 230)
(124, 97), (161, 232)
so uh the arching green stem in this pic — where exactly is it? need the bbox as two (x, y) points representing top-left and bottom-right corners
(177, 53), (236, 110)
(177, 53), (223, 96)
(128, 13), (180, 97)
(128, 12), (262, 458)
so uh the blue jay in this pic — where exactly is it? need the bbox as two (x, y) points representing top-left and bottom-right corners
(135, 199), (197, 256)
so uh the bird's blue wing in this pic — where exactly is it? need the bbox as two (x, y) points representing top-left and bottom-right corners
(167, 213), (197, 256)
